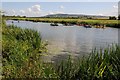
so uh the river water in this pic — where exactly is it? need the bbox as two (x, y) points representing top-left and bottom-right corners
(6, 20), (118, 62)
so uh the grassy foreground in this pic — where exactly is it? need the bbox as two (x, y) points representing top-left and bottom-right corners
(2, 19), (120, 79)
(2, 20), (49, 78)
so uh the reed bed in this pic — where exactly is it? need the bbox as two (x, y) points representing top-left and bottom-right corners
(55, 45), (120, 80)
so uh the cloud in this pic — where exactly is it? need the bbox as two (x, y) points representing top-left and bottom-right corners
(101, 10), (118, 17)
(95, 5), (118, 17)
(98, 13), (103, 16)
(31, 5), (41, 14)
(4, 9), (16, 16)
(18, 4), (41, 16)
(27, 8), (32, 12)
(20, 10), (25, 14)
(5, 4), (41, 16)
(6, 9), (16, 16)
(49, 11), (54, 14)
(111, 5), (118, 16)
(113, 5), (118, 9)
(25, 5), (41, 15)
(60, 5), (64, 9)
(48, 11), (64, 15)
(11, 9), (15, 14)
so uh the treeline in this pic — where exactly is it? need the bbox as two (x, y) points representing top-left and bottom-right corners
(109, 16), (117, 20)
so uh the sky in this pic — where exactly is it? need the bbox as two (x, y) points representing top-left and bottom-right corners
(1, 0), (120, 2)
(2, 2), (119, 17)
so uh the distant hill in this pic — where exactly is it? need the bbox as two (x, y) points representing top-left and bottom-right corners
(44, 14), (109, 19)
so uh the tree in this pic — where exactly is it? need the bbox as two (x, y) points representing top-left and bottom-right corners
(17, 15), (21, 17)
(22, 16), (26, 18)
(109, 16), (117, 20)
(2, 14), (5, 17)
(118, 15), (120, 20)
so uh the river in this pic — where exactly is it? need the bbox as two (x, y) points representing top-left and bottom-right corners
(6, 20), (118, 62)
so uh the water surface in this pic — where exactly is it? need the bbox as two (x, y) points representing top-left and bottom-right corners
(6, 20), (118, 62)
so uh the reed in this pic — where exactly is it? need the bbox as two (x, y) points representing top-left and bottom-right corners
(2, 20), (48, 78)
(55, 45), (120, 80)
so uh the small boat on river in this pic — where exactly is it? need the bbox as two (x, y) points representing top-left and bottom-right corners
(63, 23), (74, 26)
(83, 25), (92, 28)
(50, 23), (58, 26)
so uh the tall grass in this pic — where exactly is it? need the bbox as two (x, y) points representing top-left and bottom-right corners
(54, 45), (120, 80)
(2, 19), (120, 79)
(2, 20), (50, 78)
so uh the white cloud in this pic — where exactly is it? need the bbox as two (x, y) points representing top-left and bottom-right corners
(31, 5), (41, 14)
(19, 4), (41, 16)
(49, 11), (54, 14)
(5, 9), (16, 16)
(5, 4), (41, 17)
(101, 10), (118, 17)
(60, 5), (64, 9)
(94, 5), (118, 17)
(25, 5), (41, 15)
(113, 6), (118, 16)
(11, 9), (15, 14)
(6, 9), (16, 16)
(98, 13), (103, 16)
(48, 11), (64, 15)
(27, 8), (32, 12)
(113, 5), (118, 9)
(20, 10), (25, 14)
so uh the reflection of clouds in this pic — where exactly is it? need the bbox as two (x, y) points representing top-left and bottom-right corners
(47, 27), (94, 56)
(64, 27), (77, 52)
(118, 29), (120, 45)
(46, 27), (95, 59)
(76, 28), (94, 54)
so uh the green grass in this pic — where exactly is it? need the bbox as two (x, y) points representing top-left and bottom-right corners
(2, 19), (120, 79)
(6, 17), (119, 28)
(55, 45), (120, 80)
(2, 19), (49, 78)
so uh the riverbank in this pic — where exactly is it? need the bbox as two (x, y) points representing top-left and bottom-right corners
(2, 19), (120, 79)
(6, 17), (119, 28)
(2, 19), (48, 78)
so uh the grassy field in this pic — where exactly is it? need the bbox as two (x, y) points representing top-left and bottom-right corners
(5, 17), (119, 28)
(2, 19), (120, 79)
